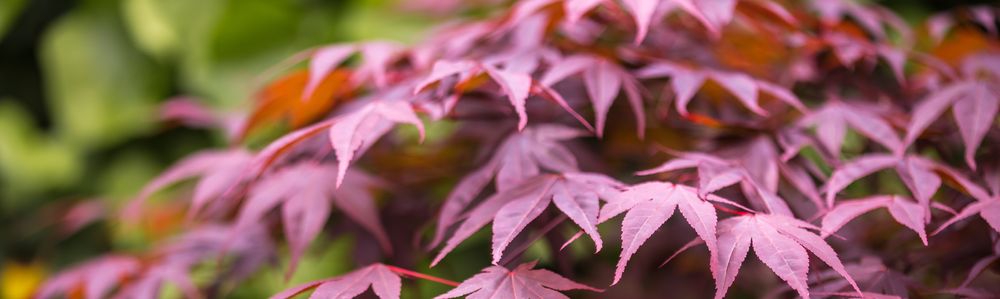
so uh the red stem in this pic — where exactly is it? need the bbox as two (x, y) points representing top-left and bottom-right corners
(385, 265), (460, 287)
(712, 203), (750, 216)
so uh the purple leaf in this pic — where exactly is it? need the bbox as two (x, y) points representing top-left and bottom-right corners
(237, 163), (391, 272)
(484, 66), (533, 130)
(330, 100), (424, 188)
(610, 183), (719, 285)
(820, 196), (892, 237)
(270, 264), (401, 299)
(822, 195), (928, 245)
(435, 262), (600, 299)
(551, 181), (603, 251)
(564, 0), (603, 23)
(825, 154), (899, 207)
(430, 159), (501, 249)
(895, 157), (941, 223)
(714, 217), (753, 299)
(583, 60), (622, 137)
(767, 214), (861, 296)
(622, 0), (659, 44)
(414, 60), (478, 94)
(709, 71), (766, 116)
(952, 83), (999, 169)
(715, 214), (861, 299)
(885, 196), (929, 245)
(129, 149), (252, 219)
(36, 255), (141, 299)
(615, 193), (677, 285)
(903, 81), (977, 146)
(491, 178), (556, 264)
(671, 70), (708, 116)
(750, 217), (811, 299)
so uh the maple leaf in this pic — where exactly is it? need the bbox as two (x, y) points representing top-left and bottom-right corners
(810, 0), (911, 42)
(714, 213), (860, 299)
(822, 154), (984, 225)
(37, 224), (272, 299)
(512, 0), (740, 43)
(413, 60), (533, 130)
(636, 61), (806, 117)
(35, 255), (141, 299)
(621, 0), (737, 42)
(948, 241), (1000, 294)
(797, 101), (905, 158)
(128, 149), (253, 219)
(302, 41), (404, 100)
(904, 78), (999, 169)
(926, 6), (998, 44)
(820, 195), (928, 245)
(236, 162), (391, 274)
(242, 68), (355, 139)
(116, 225), (274, 299)
(432, 172), (622, 266)
(803, 257), (913, 298)
(270, 264), (401, 299)
(599, 181), (723, 285)
(414, 59), (590, 131)
(158, 97), (242, 140)
(816, 33), (910, 84)
(934, 167), (1000, 235)
(435, 261), (601, 299)
(637, 138), (797, 216)
(429, 124), (588, 248)
(328, 96), (426, 188)
(538, 54), (646, 137)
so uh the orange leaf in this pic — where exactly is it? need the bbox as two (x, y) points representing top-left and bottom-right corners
(241, 69), (355, 139)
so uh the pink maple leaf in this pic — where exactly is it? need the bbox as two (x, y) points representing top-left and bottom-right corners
(270, 264), (402, 299)
(236, 162), (391, 274)
(435, 261), (601, 299)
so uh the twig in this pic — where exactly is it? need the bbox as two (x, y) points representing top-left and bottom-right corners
(386, 265), (460, 287)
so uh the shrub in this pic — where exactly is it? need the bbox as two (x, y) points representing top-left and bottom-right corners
(37, 0), (1000, 298)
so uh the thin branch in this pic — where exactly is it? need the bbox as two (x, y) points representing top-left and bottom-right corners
(385, 265), (460, 287)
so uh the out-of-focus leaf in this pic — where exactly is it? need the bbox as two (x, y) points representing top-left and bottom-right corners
(242, 69), (355, 138)
(41, 0), (168, 149)
(0, 102), (81, 202)
(0, 0), (26, 37)
(121, 0), (212, 61)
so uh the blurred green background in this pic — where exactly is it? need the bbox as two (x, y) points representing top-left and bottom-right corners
(0, 0), (990, 298)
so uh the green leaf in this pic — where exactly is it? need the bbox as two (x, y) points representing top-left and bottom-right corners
(41, 0), (168, 149)
(0, 101), (81, 204)
(0, 0), (26, 37)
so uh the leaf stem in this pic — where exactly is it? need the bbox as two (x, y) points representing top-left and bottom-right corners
(385, 265), (460, 287)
